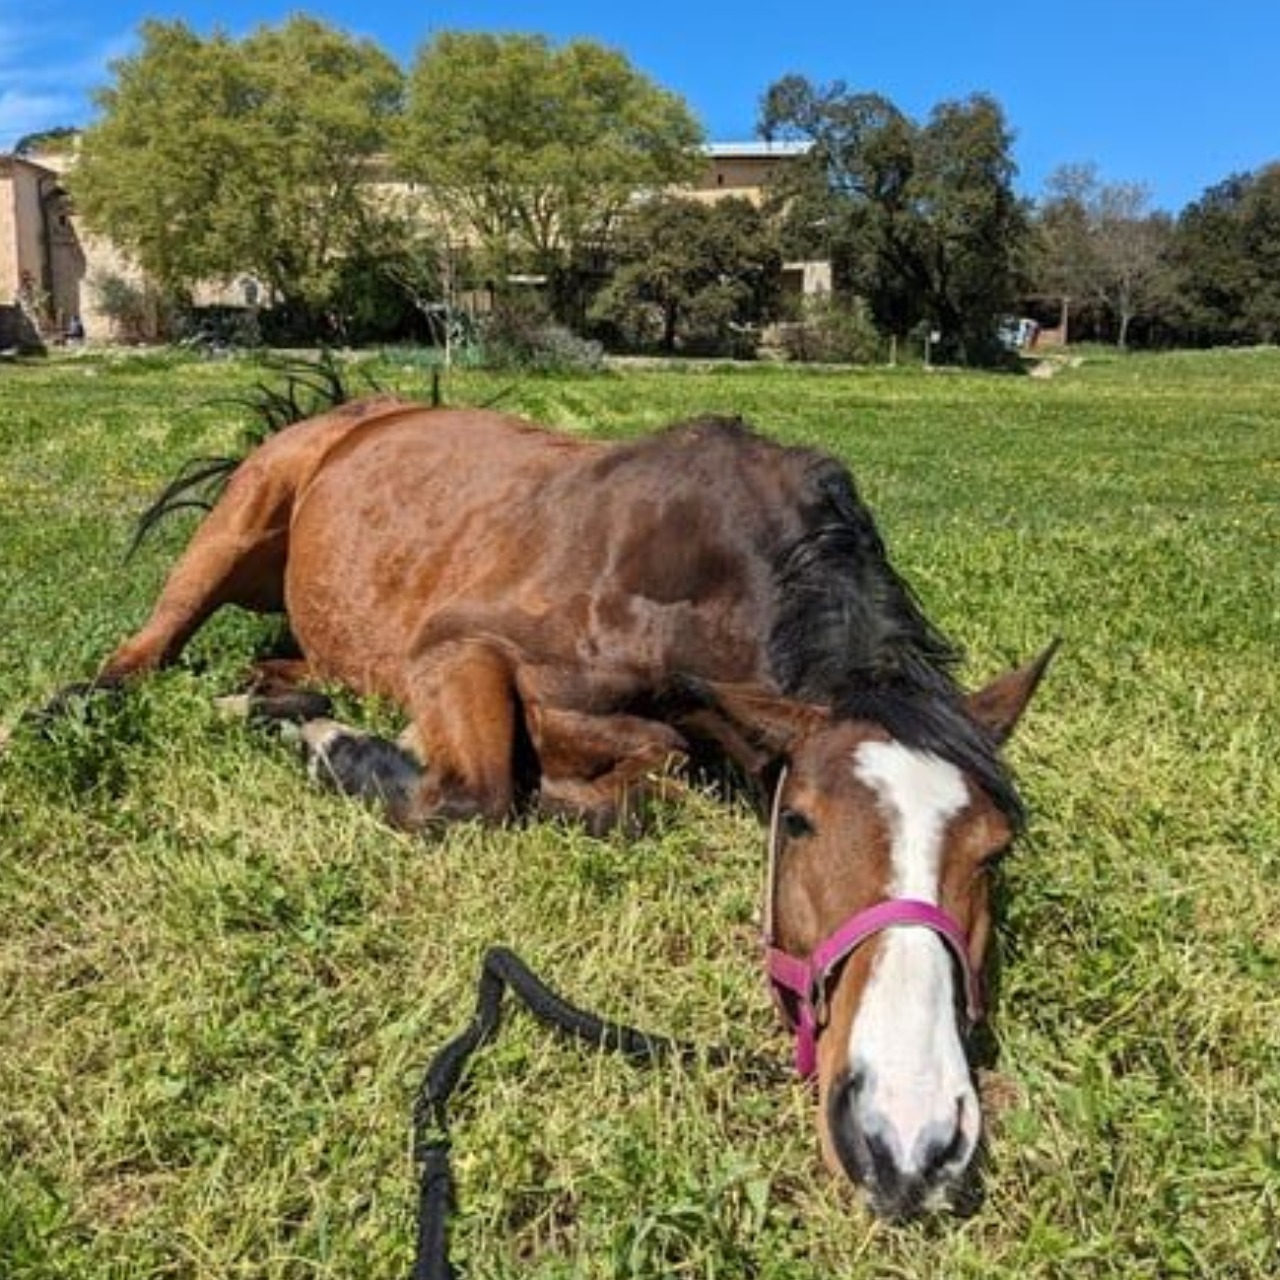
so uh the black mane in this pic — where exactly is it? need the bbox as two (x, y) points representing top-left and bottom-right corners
(767, 454), (1024, 825)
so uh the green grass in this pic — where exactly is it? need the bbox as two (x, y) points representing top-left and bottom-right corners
(1, 347), (1277, 1277)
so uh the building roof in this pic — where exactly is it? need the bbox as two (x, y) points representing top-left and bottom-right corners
(0, 153), (59, 178)
(702, 141), (813, 159)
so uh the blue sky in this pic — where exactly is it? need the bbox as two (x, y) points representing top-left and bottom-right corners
(2, 0), (1277, 211)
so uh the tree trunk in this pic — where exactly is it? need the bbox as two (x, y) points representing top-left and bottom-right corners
(1118, 309), (1132, 350)
(1117, 284), (1133, 349)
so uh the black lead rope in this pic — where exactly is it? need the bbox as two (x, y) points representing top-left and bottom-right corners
(410, 945), (782, 1280)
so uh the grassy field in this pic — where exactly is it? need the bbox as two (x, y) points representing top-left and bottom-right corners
(1, 348), (1277, 1278)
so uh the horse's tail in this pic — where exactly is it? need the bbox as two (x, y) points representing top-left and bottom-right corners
(128, 353), (374, 558)
(126, 455), (242, 559)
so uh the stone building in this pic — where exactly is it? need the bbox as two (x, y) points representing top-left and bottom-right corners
(0, 139), (826, 345)
(0, 152), (79, 347)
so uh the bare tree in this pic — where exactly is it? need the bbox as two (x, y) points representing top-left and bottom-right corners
(1094, 182), (1172, 348)
(1037, 164), (1171, 347)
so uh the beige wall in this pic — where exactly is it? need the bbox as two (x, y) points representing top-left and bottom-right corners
(0, 153), (98, 337)
(0, 159), (48, 299)
(686, 143), (811, 206)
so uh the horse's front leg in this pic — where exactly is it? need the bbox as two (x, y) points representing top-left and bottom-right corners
(528, 705), (688, 835)
(301, 641), (520, 831)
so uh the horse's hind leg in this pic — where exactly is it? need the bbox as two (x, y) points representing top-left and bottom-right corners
(99, 461), (293, 682)
(215, 658), (335, 726)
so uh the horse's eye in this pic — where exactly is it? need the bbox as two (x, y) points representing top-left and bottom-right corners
(780, 808), (814, 840)
(979, 844), (1011, 872)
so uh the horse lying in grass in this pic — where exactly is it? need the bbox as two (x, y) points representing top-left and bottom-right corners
(79, 394), (1054, 1220)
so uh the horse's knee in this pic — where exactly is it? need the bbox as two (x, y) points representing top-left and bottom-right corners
(530, 707), (688, 834)
(400, 643), (521, 821)
(538, 778), (639, 836)
(538, 777), (614, 832)
(537, 766), (685, 837)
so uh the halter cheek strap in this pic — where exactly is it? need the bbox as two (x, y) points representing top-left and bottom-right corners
(764, 769), (986, 1079)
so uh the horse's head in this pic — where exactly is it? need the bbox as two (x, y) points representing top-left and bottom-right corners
(679, 645), (1055, 1219)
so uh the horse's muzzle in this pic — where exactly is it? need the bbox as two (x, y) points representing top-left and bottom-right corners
(825, 1069), (980, 1221)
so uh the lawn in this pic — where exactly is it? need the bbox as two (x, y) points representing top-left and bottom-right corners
(1, 347), (1277, 1278)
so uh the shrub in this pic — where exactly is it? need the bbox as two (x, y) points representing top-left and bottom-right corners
(775, 296), (884, 364)
(91, 272), (176, 342)
(478, 297), (604, 373)
(174, 305), (263, 353)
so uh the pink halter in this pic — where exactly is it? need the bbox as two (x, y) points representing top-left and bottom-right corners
(764, 769), (986, 1078)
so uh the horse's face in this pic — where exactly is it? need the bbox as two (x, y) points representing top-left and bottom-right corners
(679, 645), (1054, 1219)
(772, 718), (1010, 1218)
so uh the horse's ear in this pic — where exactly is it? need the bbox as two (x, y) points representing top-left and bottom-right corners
(966, 639), (1060, 744)
(663, 675), (828, 771)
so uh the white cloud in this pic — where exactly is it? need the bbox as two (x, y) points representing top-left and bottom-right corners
(0, 18), (134, 149)
(0, 88), (83, 145)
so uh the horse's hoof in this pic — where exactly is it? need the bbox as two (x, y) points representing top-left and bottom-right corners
(216, 689), (335, 725)
(17, 679), (124, 738)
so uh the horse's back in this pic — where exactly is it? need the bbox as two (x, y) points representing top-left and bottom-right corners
(283, 409), (833, 705)
(284, 407), (604, 692)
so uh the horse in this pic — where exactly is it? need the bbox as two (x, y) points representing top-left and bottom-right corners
(83, 394), (1054, 1220)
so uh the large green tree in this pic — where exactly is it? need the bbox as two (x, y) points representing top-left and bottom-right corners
(72, 17), (403, 329)
(761, 77), (1029, 364)
(1169, 165), (1280, 345)
(396, 32), (704, 303)
(590, 195), (782, 354)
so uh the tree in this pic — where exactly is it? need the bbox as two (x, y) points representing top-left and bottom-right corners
(1170, 165), (1280, 345)
(1092, 185), (1173, 349)
(396, 32), (704, 309)
(911, 95), (1032, 362)
(590, 195), (782, 354)
(1167, 174), (1254, 344)
(1233, 165), (1280, 342)
(1033, 164), (1097, 342)
(13, 126), (80, 157)
(760, 77), (1028, 365)
(71, 17), (403, 331)
(1035, 164), (1172, 348)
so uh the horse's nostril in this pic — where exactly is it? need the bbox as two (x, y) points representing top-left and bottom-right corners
(863, 1130), (903, 1198)
(917, 1116), (967, 1182)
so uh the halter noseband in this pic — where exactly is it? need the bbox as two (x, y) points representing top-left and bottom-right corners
(764, 767), (986, 1079)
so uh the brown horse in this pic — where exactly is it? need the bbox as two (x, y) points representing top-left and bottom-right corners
(92, 396), (1054, 1219)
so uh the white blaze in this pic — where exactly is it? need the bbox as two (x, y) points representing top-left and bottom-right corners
(845, 740), (980, 1186)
